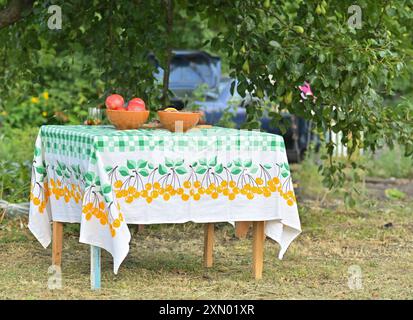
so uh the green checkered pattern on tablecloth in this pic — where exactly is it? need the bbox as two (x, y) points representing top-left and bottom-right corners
(40, 125), (285, 159)
(40, 125), (97, 160)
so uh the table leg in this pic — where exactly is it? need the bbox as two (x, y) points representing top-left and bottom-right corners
(263, 222), (267, 242)
(203, 223), (214, 268)
(133, 224), (145, 238)
(90, 245), (101, 290)
(235, 221), (251, 239)
(252, 221), (265, 280)
(52, 222), (63, 267)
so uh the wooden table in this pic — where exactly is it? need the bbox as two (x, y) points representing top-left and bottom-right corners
(29, 125), (301, 290)
(51, 221), (265, 290)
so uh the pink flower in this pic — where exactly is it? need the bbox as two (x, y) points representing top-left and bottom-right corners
(298, 81), (314, 99)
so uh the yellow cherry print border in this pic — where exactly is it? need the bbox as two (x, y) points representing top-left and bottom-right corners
(30, 159), (123, 238)
(107, 157), (296, 206)
(30, 156), (297, 238)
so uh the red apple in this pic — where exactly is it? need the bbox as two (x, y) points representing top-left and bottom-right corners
(105, 94), (124, 110)
(127, 104), (146, 111)
(127, 98), (146, 111)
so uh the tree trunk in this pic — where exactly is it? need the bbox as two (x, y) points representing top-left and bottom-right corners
(162, 0), (173, 107)
(0, 0), (34, 29)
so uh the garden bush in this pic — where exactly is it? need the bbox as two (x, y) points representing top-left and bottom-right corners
(0, 127), (39, 203)
(363, 146), (413, 179)
(0, 51), (105, 128)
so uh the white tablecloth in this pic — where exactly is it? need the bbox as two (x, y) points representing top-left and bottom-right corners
(29, 125), (301, 273)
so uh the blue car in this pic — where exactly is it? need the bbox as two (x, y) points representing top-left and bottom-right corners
(154, 50), (312, 162)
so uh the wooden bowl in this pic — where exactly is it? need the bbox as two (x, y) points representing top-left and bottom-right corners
(157, 111), (200, 132)
(106, 109), (149, 130)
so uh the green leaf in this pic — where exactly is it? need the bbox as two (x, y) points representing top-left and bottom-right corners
(242, 59), (250, 74)
(64, 172), (71, 179)
(199, 158), (207, 166)
(34, 147), (41, 157)
(148, 162), (154, 170)
(175, 166), (188, 175)
(281, 171), (289, 178)
(102, 184), (112, 194)
(137, 159), (147, 168)
(158, 164), (168, 175)
(127, 160), (137, 169)
(35, 166), (46, 174)
(191, 161), (198, 167)
(234, 159), (242, 167)
(208, 156), (217, 167)
(139, 169), (149, 177)
(175, 159), (184, 166)
(85, 172), (95, 181)
(344, 193), (356, 208)
(319, 53), (326, 63)
(269, 40), (280, 48)
(215, 163), (223, 174)
(385, 188), (406, 200)
(227, 162), (233, 168)
(231, 167), (242, 175)
(293, 25), (304, 34)
(119, 166), (129, 176)
(165, 158), (174, 167)
(264, 164), (272, 170)
(243, 159), (252, 167)
(104, 196), (111, 203)
(249, 165), (258, 174)
(94, 177), (101, 186)
(195, 166), (207, 174)
(284, 91), (293, 105)
(104, 166), (113, 173)
(56, 169), (62, 177)
(283, 163), (290, 171)
(58, 162), (66, 170)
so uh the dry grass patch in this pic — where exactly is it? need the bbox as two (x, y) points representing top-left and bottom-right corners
(0, 197), (412, 299)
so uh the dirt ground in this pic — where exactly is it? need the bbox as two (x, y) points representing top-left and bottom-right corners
(365, 178), (413, 200)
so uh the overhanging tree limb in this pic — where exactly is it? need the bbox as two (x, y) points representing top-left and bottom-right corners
(0, 0), (34, 29)
(162, 0), (173, 107)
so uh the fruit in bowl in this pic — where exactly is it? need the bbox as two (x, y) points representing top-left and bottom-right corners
(105, 94), (149, 130)
(158, 107), (200, 132)
(105, 94), (125, 110)
(163, 107), (178, 112)
(127, 98), (146, 111)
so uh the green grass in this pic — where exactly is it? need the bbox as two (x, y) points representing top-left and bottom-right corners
(362, 145), (413, 179)
(0, 197), (412, 299)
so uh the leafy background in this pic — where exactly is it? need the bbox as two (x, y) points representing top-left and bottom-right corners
(0, 0), (413, 203)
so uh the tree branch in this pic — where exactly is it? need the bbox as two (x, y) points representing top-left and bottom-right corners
(162, 0), (173, 107)
(0, 0), (34, 29)
(374, 0), (390, 33)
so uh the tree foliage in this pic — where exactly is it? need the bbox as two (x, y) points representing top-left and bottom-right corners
(1, 0), (412, 190)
